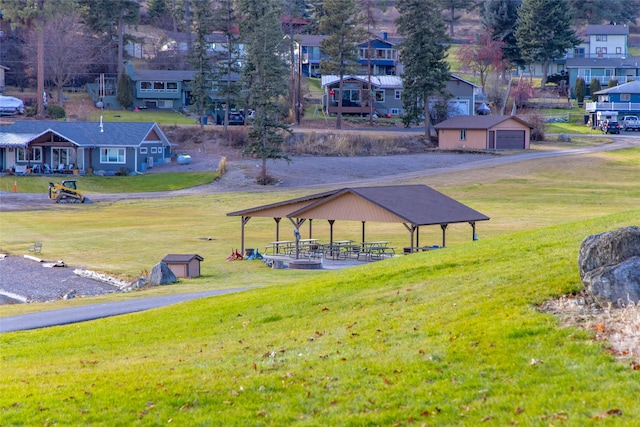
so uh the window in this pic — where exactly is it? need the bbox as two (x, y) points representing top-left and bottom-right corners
(166, 82), (178, 92)
(620, 94), (631, 101)
(17, 147), (42, 162)
(140, 81), (152, 91)
(375, 90), (385, 102)
(151, 147), (158, 154)
(52, 148), (74, 166)
(460, 129), (467, 141)
(100, 148), (126, 164)
(596, 35), (607, 41)
(140, 147), (148, 154)
(154, 81), (164, 90)
(394, 90), (401, 100)
(616, 47), (622, 54)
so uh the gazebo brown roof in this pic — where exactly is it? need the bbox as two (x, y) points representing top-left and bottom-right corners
(227, 185), (489, 254)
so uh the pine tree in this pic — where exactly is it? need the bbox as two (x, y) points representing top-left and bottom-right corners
(116, 72), (134, 109)
(574, 77), (586, 105)
(319, 0), (364, 129)
(396, 0), (450, 137)
(188, 0), (215, 129)
(515, 0), (580, 87)
(239, 0), (291, 184)
(481, 0), (523, 69)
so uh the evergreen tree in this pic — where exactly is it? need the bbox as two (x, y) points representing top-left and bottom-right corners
(78, 0), (141, 76)
(319, 0), (364, 129)
(239, 0), (291, 184)
(590, 78), (601, 96)
(481, 0), (523, 69)
(188, 0), (215, 129)
(211, 0), (242, 137)
(515, 0), (580, 87)
(396, 0), (450, 137)
(574, 76), (586, 104)
(439, 0), (475, 38)
(116, 72), (134, 109)
(568, 0), (639, 25)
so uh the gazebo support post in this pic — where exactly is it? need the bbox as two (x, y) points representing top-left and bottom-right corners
(309, 219), (313, 238)
(440, 224), (448, 247)
(241, 216), (251, 254)
(402, 223), (416, 253)
(361, 221), (366, 247)
(274, 217), (281, 242)
(288, 218), (306, 259)
(469, 221), (477, 241)
(328, 219), (335, 257)
(416, 226), (420, 249)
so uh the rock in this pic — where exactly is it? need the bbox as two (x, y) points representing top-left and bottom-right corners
(582, 257), (640, 307)
(578, 226), (640, 307)
(149, 262), (177, 286)
(557, 133), (571, 142)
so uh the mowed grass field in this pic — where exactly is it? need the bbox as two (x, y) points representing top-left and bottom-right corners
(1, 145), (639, 425)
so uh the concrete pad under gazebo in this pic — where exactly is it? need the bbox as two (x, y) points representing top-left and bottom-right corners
(227, 185), (490, 258)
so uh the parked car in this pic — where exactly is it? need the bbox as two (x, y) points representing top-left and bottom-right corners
(600, 119), (621, 134)
(621, 115), (640, 131)
(215, 111), (245, 126)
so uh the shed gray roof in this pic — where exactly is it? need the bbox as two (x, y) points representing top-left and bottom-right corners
(162, 254), (204, 263)
(433, 115), (532, 130)
(593, 79), (640, 95)
(0, 121), (171, 148)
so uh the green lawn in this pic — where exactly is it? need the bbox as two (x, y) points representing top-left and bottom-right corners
(1, 146), (639, 425)
(0, 172), (217, 194)
(89, 109), (197, 125)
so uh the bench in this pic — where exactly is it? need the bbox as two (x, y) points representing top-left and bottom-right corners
(28, 242), (43, 253)
(14, 165), (28, 175)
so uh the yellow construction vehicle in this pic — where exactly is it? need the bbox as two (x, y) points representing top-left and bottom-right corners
(48, 180), (89, 204)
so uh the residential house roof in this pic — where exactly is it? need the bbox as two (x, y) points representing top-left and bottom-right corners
(593, 79), (640, 95)
(0, 121), (171, 148)
(130, 69), (196, 82)
(585, 24), (629, 36)
(321, 75), (402, 89)
(565, 56), (640, 68)
(433, 115), (533, 130)
(297, 34), (328, 46)
(450, 74), (481, 88)
(0, 132), (37, 147)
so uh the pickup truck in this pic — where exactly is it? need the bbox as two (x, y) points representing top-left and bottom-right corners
(621, 115), (640, 131)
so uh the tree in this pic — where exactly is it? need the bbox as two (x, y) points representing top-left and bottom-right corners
(239, 0), (291, 184)
(360, 0), (380, 126)
(319, 0), (364, 129)
(568, 0), (640, 25)
(481, 0), (523, 69)
(456, 32), (506, 89)
(188, 0), (215, 129)
(116, 72), (134, 109)
(396, 0), (450, 137)
(22, 12), (97, 106)
(574, 76), (586, 104)
(211, 0), (242, 137)
(590, 77), (601, 96)
(439, 0), (475, 38)
(515, 0), (580, 87)
(1, 0), (67, 117)
(78, 0), (141, 76)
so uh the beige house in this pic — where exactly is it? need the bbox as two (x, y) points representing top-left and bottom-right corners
(434, 115), (533, 150)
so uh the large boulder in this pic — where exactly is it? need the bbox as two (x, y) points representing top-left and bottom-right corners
(149, 261), (177, 286)
(578, 226), (640, 307)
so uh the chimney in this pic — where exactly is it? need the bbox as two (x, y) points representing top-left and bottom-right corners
(380, 31), (388, 41)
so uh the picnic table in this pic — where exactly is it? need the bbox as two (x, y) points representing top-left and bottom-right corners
(266, 240), (294, 256)
(360, 241), (395, 261)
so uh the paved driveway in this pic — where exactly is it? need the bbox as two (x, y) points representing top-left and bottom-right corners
(0, 288), (249, 333)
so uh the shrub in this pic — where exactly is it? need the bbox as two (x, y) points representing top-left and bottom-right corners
(590, 78), (601, 96)
(46, 105), (66, 119)
(574, 77), (586, 104)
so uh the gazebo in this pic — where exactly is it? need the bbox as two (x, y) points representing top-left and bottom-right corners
(227, 184), (490, 255)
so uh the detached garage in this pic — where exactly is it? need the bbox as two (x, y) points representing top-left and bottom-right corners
(434, 115), (533, 150)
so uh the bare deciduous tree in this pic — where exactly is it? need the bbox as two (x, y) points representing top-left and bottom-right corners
(22, 13), (98, 106)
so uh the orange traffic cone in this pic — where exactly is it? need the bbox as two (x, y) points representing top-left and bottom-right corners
(13, 180), (17, 193)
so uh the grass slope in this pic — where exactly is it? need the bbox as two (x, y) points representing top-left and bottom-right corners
(1, 212), (639, 426)
(1, 147), (639, 425)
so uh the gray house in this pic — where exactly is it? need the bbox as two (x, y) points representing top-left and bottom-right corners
(0, 121), (172, 174)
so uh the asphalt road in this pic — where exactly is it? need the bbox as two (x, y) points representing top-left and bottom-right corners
(0, 288), (249, 333)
